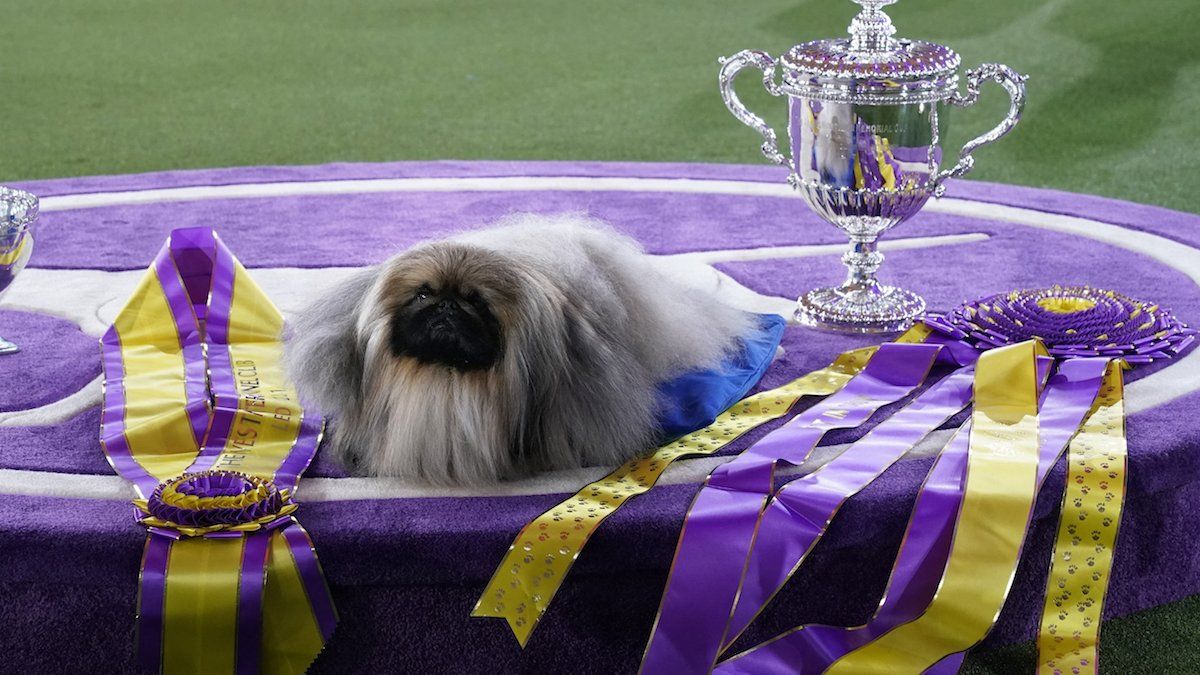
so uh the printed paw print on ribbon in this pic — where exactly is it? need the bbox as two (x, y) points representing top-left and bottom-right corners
(1037, 363), (1126, 675)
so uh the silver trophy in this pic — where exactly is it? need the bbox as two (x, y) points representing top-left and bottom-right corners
(720, 0), (1026, 333)
(0, 187), (39, 354)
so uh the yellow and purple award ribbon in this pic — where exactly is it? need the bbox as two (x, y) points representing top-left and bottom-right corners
(641, 342), (944, 673)
(718, 350), (981, 652)
(716, 355), (1108, 674)
(925, 285), (1191, 674)
(473, 324), (934, 646)
(660, 286), (1190, 673)
(823, 340), (1049, 672)
(100, 227), (335, 674)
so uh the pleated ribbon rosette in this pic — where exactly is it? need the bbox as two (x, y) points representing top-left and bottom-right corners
(100, 227), (335, 674)
(475, 285), (1194, 675)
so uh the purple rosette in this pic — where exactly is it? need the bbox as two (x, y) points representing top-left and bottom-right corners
(925, 285), (1195, 363)
(135, 470), (297, 536)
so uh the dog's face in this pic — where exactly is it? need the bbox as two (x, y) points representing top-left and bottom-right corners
(388, 281), (503, 370)
(376, 245), (518, 372)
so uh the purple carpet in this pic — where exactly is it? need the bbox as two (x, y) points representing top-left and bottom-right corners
(2, 161), (1198, 672)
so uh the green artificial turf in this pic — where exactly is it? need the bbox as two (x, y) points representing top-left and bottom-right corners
(0, 0), (1197, 669)
(962, 592), (1200, 674)
(0, 0), (1197, 212)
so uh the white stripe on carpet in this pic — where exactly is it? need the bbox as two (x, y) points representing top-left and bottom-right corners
(39, 177), (805, 211)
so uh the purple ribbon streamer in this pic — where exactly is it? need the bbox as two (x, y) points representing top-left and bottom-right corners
(273, 413), (325, 495)
(156, 240), (210, 449)
(186, 238), (239, 473)
(282, 521), (339, 640)
(237, 531), (272, 675)
(715, 357), (1111, 673)
(167, 226), (218, 326)
(641, 343), (941, 674)
(136, 532), (173, 673)
(720, 363), (978, 650)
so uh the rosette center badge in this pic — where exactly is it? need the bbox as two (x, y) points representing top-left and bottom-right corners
(135, 470), (298, 537)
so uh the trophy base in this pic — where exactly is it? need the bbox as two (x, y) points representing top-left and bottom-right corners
(794, 284), (926, 334)
(0, 336), (18, 355)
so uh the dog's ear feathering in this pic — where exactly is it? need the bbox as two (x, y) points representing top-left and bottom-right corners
(282, 266), (378, 415)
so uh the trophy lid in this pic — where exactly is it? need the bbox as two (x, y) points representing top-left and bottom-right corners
(781, 0), (959, 82)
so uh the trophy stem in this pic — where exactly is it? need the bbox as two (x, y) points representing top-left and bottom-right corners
(843, 235), (884, 289)
(794, 233), (926, 334)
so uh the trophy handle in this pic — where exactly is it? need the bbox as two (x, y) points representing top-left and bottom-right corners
(932, 63), (1028, 197)
(718, 50), (786, 166)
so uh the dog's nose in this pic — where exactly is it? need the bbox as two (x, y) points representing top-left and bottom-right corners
(436, 299), (457, 313)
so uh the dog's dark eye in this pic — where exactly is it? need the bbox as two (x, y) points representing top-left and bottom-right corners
(414, 284), (432, 302)
(464, 290), (488, 310)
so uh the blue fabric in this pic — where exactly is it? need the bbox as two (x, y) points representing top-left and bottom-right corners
(655, 314), (787, 440)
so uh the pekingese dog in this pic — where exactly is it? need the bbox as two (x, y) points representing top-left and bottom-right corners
(284, 214), (757, 485)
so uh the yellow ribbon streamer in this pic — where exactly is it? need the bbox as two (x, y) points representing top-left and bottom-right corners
(1038, 362), (1126, 675)
(828, 339), (1046, 673)
(161, 536), (246, 675)
(262, 528), (329, 675)
(474, 323), (933, 646)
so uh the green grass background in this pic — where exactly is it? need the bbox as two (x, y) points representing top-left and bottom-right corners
(1, 0), (1197, 213)
(0, 0), (1197, 671)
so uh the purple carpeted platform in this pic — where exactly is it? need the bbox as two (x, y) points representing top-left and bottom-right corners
(2, 161), (1198, 672)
